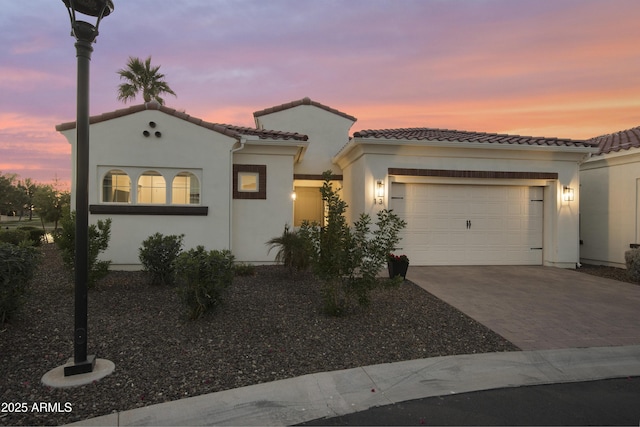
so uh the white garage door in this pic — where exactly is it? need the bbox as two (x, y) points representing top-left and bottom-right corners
(390, 183), (543, 265)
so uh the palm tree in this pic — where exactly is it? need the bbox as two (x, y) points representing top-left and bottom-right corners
(116, 56), (176, 105)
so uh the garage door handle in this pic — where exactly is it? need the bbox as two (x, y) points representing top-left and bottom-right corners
(466, 220), (471, 229)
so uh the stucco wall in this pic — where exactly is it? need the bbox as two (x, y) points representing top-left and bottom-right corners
(231, 152), (295, 263)
(255, 105), (354, 176)
(63, 110), (236, 269)
(580, 150), (640, 267)
(336, 142), (587, 268)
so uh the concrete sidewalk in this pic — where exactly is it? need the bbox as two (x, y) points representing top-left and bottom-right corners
(71, 345), (640, 426)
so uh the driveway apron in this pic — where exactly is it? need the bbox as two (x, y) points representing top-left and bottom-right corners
(408, 266), (640, 350)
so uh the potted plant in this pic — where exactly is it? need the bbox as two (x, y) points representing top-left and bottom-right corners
(387, 253), (409, 279)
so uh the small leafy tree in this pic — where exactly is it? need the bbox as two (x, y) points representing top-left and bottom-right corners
(0, 241), (41, 323)
(266, 224), (310, 273)
(174, 247), (235, 320)
(33, 184), (70, 232)
(300, 171), (407, 315)
(139, 233), (184, 285)
(54, 210), (112, 288)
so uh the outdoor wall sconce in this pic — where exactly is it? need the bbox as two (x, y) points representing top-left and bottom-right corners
(563, 186), (575, 202)
(375, 180), (385, 204)
(291, 191), (297, 201)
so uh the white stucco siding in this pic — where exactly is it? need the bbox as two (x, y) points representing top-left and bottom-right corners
(580, 150), (640, 267)
(91, 214), (221, 270)
(255, 105), (354, 175)
(62, 110), (237, 269)
(335, 142), (587, 268)
(232, 152), (296, 263)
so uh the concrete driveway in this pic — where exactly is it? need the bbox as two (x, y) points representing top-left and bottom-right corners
(408, 266), (640, 350)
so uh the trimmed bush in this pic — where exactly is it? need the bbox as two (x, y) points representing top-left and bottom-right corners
(139, 233), (184, 285)
(624, 249), (640, 282)
(0, 229), (29, 246)
(17, 226), (46, 246)
(234, 263), (256, 277)
(175, 246), (234, 320)
(0, 242), (41, 323)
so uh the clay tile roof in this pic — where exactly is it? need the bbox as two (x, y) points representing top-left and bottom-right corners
(55, 101), (308, 141)
(586, 125), (640, 155)
(253, 97), (357, 122)
(352, 127), (594, 148)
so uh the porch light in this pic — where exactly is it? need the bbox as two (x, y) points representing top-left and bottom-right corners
(563, 186), (574, 202)
(291, 191), (297, 201)
(375, 180), (385, 204)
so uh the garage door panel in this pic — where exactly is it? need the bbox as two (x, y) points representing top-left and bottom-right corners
(391, 183), (543, 266)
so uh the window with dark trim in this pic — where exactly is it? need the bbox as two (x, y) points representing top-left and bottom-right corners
(102, 169), (131, 203)
(137, 171), (166, 204)
(172, 172), (200, 205)
(233, 164), (266, 199)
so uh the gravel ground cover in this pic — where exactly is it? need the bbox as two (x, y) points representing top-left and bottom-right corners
(577, 263), (638, 285)
(4, 245), (631, 425)
(1, 244), (517, 425)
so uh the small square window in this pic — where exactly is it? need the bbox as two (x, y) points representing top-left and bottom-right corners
(238, 172), (259, 192)
(233, 164), (266, 199)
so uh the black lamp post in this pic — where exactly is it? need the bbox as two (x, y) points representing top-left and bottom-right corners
(62, 0), (114, 377)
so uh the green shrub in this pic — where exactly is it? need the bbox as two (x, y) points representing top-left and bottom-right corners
(0, 242), (41, 323)
(299, 171), (407, 316)
(624, 249), (640, 282)
(17, 226), (46, 246)
(54, 211), (112, 288)
(175, 246), (234, 320)
(266, 224), (310, 273)
(234, 263), (256, 277)
(0, 229), (30, 246)
(139, 233), (184, 285)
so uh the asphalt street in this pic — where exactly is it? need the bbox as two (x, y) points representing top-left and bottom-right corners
(300, 377), (640, 426)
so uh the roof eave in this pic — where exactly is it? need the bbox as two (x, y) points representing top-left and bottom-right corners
(351, 137), (599, 153)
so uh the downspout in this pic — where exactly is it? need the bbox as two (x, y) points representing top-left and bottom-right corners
(229, 137), (247, 252)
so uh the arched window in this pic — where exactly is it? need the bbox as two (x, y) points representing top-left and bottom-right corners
(137, 171), (166, 204)
(172, 172), (200, 205)
(102, 169), (131, 203)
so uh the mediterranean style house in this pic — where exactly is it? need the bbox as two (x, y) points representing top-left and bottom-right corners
(56, 97), (598, 269)
(580, 126), (640, 268)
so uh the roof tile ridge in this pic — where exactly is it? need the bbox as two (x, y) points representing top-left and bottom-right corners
(253, 97), (357, 122)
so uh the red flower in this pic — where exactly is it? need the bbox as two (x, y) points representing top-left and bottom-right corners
(387, 253), (409, 263)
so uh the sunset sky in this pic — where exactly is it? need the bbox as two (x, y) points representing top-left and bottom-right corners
(2, 0), (640, 189)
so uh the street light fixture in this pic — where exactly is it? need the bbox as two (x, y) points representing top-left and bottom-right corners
(62, 0), (114, 377)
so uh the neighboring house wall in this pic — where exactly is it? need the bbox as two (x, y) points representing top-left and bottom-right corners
(580, 149), (640, 268)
